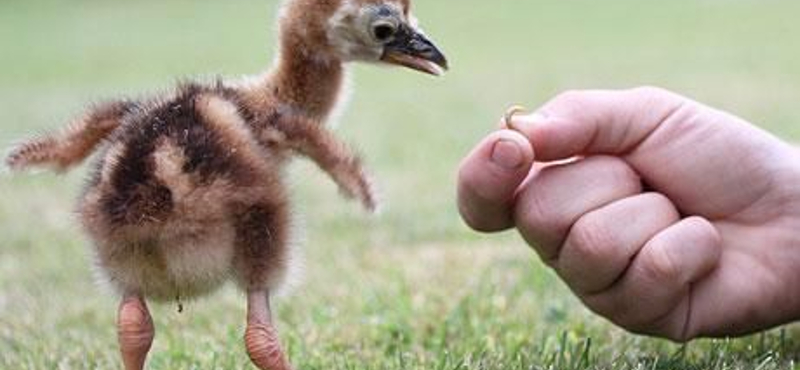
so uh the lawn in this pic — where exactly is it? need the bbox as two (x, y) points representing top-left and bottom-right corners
(1, 0), (800, 369)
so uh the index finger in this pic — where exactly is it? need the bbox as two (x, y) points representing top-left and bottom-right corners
(507, 87), (687, 162)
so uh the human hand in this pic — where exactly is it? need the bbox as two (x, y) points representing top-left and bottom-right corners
(457, 87), (800, 341)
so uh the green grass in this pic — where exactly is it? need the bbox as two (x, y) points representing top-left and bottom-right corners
(2, 0), (800, 369)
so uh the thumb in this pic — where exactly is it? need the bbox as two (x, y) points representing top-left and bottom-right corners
(508, 87), (687, 162)
(457, 130), (534, 232)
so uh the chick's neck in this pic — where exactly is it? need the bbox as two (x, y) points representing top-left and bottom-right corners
(268, 27), (345, 121)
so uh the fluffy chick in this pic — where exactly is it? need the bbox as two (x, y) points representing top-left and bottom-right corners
(4, 0), (447, 369)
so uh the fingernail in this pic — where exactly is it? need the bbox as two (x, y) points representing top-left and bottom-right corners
(508, 113), (547, 133)
(491, 139), (525, 170)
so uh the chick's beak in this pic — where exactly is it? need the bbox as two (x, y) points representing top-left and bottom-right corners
(380, 25), (448, 76)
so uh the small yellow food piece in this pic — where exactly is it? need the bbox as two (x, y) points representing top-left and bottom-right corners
(503, 105), (527, 130)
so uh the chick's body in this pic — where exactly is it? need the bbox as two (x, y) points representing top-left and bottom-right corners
(80, 83), (291, 301)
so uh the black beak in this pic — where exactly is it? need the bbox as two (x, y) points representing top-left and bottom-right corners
(380, 25), (448, 76)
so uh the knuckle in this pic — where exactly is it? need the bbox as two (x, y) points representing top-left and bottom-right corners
(629, 86), (686, 112)
(513, 191), (568, 258)
(604, 157), (637, 180)
(514, 187), (559, 236)
(588, 156), (641, 189)
(566, 214), (617, 264)
(642, 243), (681, 283)
(642, 192), (677, 214)
(685, 216), (719, 242)
(551, 89), (587, 108)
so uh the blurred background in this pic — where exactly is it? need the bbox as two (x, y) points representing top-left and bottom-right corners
(1, 0), (799, 368)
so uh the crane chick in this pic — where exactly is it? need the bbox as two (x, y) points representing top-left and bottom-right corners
(4, 0), (447, 369)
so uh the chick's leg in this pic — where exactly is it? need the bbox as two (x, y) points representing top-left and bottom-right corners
(245, 290), (293, 370)
(277, 119), (376, 211)
(117, 293), (155, 370)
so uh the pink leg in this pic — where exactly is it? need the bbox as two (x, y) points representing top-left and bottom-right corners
(245, 290), (293, 370)
(117, 293), (155, 370)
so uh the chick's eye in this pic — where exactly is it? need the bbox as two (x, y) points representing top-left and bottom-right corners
(372, 24), (396, 42)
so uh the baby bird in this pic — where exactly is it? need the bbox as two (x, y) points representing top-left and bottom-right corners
(4, 0), (447, 369)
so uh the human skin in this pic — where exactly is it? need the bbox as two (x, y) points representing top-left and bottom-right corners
(457, 87), (800, 341)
